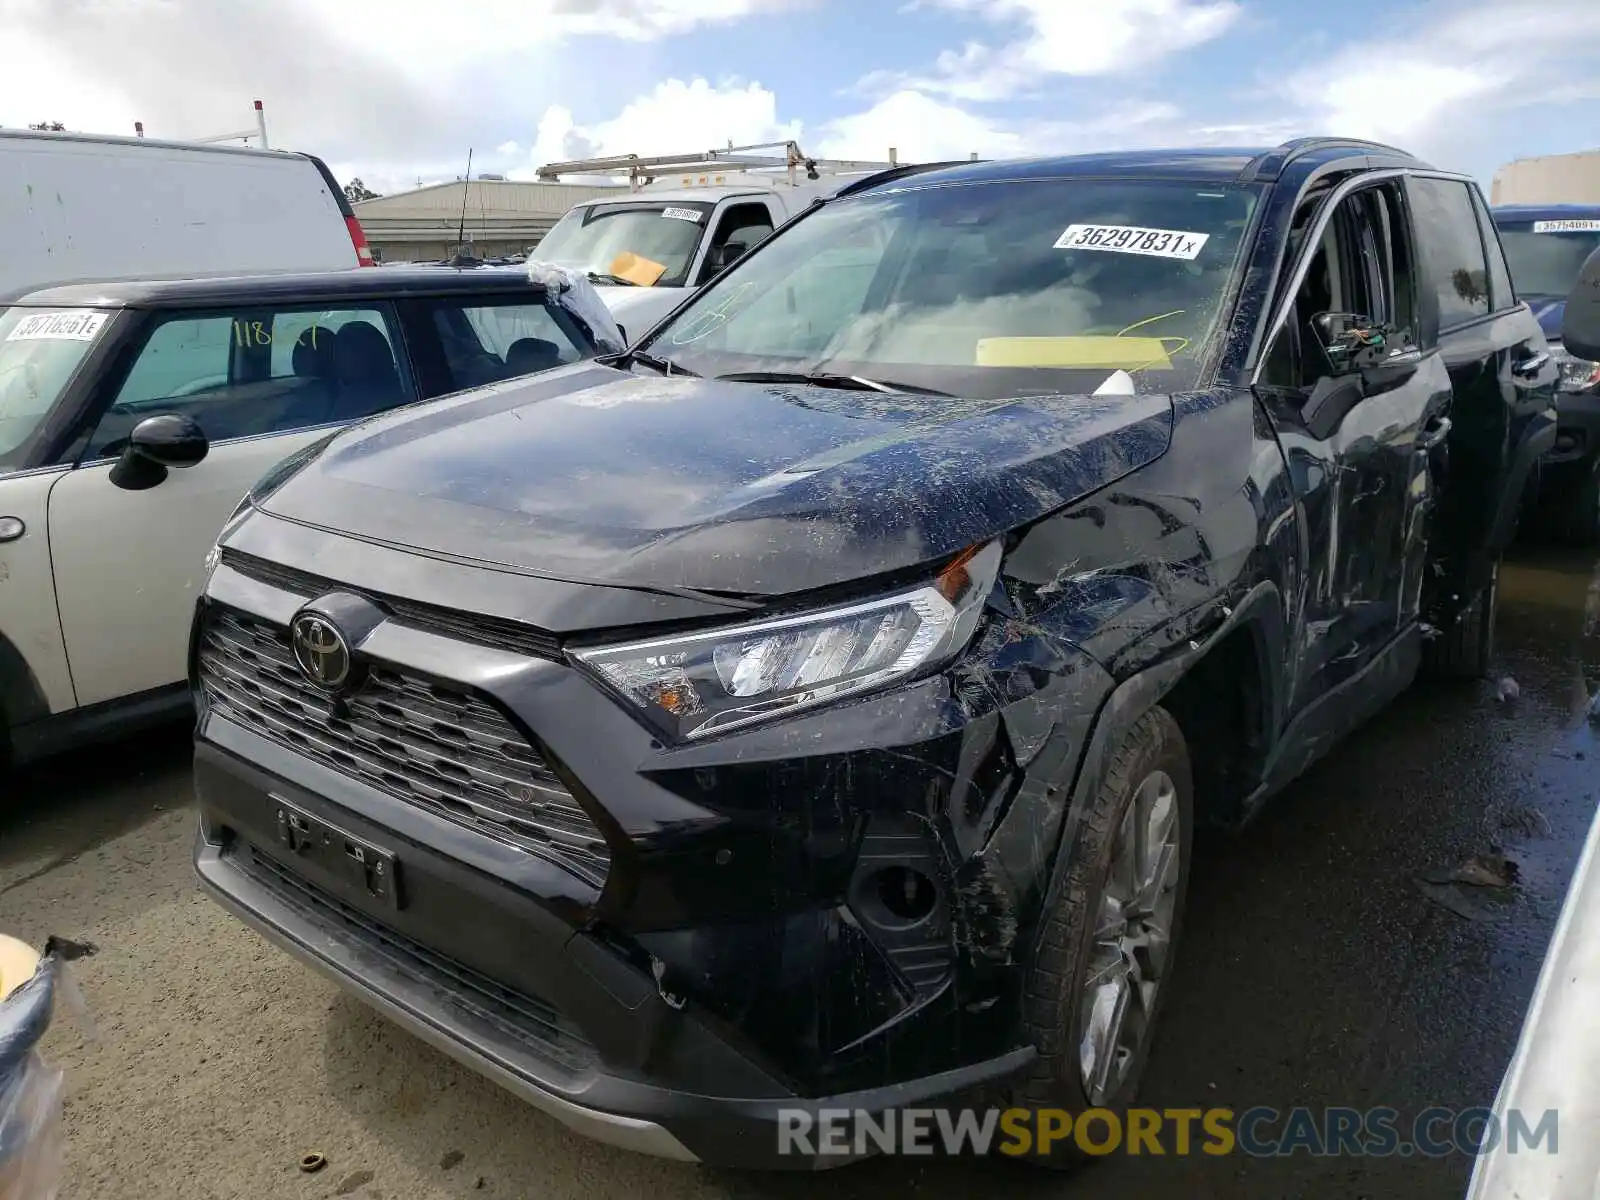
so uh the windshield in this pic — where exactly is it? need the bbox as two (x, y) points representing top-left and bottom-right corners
(532, 202), (713, 287)
(0, 308), (112, 471)
(1496, 222), (1600, 299)
(643, 178), (1260, 398)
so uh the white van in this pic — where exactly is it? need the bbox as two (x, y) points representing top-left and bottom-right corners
(0, 130), (375, 296)
(530, 143), (928, 337)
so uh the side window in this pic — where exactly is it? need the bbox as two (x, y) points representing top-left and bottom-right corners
(1468, 187), (1517, 311)
(1407, 177), (1491, 327)
(697, 202), (776, 284)
(1260, 183), (1414, 390)
(86, 305), (412, 459)
(428, 300), (588, 391)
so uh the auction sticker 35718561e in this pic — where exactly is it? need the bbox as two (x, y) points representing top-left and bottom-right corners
(5, 310), (110, 342)
(1055, 224), (1210, 260)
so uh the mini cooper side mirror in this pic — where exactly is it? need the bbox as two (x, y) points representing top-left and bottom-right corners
(1562, 244), (1600, 362)
(109, 413), (210, 492)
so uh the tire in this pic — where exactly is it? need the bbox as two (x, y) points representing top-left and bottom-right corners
(1421, 559), (1498, 681)
(1009, 706), (1194, 1168)
(1553, 457), (1600, 547)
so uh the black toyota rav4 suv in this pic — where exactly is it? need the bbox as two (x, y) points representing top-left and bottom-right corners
(191, 139), (1557, 1170)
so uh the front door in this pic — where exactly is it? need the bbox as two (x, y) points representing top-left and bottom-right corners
(1256, 179), (1452, 714)
(46, 301), (418, 707)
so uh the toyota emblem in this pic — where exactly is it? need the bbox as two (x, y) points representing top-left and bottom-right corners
(291, 611), (353, 690)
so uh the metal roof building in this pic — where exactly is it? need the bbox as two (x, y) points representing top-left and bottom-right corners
(353, 179), (629, 263)
(1491, 150), (1600, 205)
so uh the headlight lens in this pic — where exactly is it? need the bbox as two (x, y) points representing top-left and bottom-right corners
(572, 541), (1001, 741)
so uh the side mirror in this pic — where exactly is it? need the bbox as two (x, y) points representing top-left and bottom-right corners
(1562, 245), (1600, 361)
(1312, 312), (1393, 375)
(109, 414), (209, 492)
(716, 239), (750, 271)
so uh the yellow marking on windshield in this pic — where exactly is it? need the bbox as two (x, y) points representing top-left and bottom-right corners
(609, 251), (668, 287)
(974, 336), (1177, 370)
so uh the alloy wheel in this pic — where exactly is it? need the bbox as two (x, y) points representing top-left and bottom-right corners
(1078, 769), (1182, 1106)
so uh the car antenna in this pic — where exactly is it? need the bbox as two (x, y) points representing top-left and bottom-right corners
(456, 147), (472, 258)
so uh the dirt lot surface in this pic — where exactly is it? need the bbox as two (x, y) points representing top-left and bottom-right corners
(4, 545), (1598, 1199)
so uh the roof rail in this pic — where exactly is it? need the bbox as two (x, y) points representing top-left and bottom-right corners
(831, 159), (983, 199)
(1243, 136), (1419, 181)
(535, 141), (898, 192)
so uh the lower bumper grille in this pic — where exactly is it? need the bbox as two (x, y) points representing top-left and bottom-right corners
(244, 846), (598, 1073)
(198, 605), (610, 887)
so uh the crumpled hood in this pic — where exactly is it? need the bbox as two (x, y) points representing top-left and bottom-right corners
(260, 362), (1175, 596)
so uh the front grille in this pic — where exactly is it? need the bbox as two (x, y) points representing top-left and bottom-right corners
(219, 548), (562, 662)
(199, 606), (610, 887)
(244, 847), (598, 1073)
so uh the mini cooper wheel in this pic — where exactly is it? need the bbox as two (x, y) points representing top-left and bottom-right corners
(1011, 706), (1193, 1167)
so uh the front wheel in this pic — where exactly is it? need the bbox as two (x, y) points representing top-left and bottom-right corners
(1421, 559), (1498, 680)
(1010, 706), (1193, 1168)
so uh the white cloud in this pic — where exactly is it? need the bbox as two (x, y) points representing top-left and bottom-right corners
(1275, 0), (1600, 162)
(859, 0), (1242, 101)
(0, 0), (802, 174)
(519, 77), (802, 172)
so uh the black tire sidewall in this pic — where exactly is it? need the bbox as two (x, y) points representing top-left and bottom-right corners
(1020, 707), (1195, 1126)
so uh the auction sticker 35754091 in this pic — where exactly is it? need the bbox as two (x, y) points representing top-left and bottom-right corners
(1055, 224), (1210, 260)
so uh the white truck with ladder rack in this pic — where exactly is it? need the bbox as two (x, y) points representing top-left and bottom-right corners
(530, 141), (945, 336)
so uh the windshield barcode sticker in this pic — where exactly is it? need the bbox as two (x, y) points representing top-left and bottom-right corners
(661, 207), (703, 223)
(1532, 219), (1600, 232)
(5, 310), (110, 342)
(1055, 224), (1210, 260)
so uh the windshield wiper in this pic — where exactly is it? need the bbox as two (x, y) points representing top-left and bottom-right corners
(627, 349), (699, 377)
(587, 272), (641, 287)
(714, 370), (952, 397)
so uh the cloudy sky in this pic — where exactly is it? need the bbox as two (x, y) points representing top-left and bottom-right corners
(2, 0), (1598, 197)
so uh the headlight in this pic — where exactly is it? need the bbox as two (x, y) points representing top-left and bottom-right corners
(572, 540), (1002, 742)
(1556, 348), (1600, 393)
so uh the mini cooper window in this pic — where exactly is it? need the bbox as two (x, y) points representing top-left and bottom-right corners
(429, 299), (587, 391)
(86, 305), (415, 459)
(0, 307), (112, 468)
(647, 179), (1262, 398)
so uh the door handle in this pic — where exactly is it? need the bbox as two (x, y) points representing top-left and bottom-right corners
(1512, 351), (1550, 379)
(1419, 415), (1452, 451)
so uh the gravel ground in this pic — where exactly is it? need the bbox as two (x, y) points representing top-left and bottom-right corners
(3, 544), (1598, 1200)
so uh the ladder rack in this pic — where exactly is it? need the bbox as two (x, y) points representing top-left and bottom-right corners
(535, 141), (900, 192)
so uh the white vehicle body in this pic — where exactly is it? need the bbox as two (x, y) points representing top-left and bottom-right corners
(0, 129), (371, 297)
(1465, 790), (1600, 1198)
(530, 143), (923, 338)
(0, 268), (620, 768)
(537, 184), (838, 336)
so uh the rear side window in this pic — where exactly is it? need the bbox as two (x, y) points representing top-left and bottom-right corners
(1468, 188), (1517, 311)
(428, 300), (587, 392)
(1407, 177), (1491, 327)
(86, 304), (414, 458)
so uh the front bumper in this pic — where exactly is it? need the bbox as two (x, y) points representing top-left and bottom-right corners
(190, 541), (1113, 1168)
(193, 774), (1034, 1169)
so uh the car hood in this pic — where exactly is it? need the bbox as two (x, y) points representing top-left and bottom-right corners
(597, 286), (688, 338)
(260, 361), (1176, 597)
